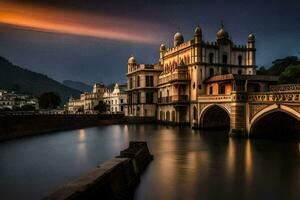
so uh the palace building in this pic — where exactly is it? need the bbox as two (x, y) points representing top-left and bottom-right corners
(125, 24), (278, 125)
(103, 83), (127, 113)
(67, 83), (106, 114)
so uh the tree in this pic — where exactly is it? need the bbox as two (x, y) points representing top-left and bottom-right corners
(256, 66), (267, 75)
(93, 101), (108, 113)
(279, 64), (300, 84)
(267, 56), (300, 75)
(39, 92), (61, 109)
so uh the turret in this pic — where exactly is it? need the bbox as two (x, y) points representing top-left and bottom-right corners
(194, 25), (202, 44)
(127, 55), (136, 73)
(247, 33), (256, 66)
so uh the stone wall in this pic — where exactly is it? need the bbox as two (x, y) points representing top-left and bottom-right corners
(0, 114), (124, 141)
(44, 142), (153, 200)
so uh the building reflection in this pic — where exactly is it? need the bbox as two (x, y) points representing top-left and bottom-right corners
(77, 129), (87, 162)
(79, 129), (86, 141)
(245, 139), (253, 182)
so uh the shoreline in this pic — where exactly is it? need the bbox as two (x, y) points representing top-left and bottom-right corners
(0, 114), (158, 142)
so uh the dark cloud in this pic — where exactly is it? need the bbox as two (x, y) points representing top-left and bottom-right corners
(0, 0), (299, 84)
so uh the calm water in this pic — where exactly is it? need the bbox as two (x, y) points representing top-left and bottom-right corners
(0, 125), (300, 200)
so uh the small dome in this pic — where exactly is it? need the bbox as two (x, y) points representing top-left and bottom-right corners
(160, 43), (166, 51)
(128, 56), (136, 64)
(194, 26), (202, 36)
(173, 32), (184, 46)
(248, 33), (255, 41)
(217, 27), (229, 40)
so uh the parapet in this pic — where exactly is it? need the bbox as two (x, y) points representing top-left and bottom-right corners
(43, 142), (153, 200)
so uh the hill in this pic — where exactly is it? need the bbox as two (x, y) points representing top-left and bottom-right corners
(0, 56), (81, 104)
(62, 80), (92, 92)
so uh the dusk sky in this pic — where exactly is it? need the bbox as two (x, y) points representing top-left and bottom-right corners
(0, 0), (299, 85)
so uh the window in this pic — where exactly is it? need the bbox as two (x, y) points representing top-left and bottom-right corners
(209, 68), (214, 77)
(146, 92), (153, 104)
(222, 54), (228, 64)
(121, 106), (123, 112)
(145, 76), (154, 87)
(209, 86), (213, 95)
(121, 99), (123, 103)
(219, 85), (226, 94)
(193, 82), (195, 89)
(129, 78), (133, 89)
(209, 53), (214, 63)
(144, 109), (147, 116)
(238, 55), (242, 66)
(137, 92), (140, 103)
(137, 76), (140, 87)
(238, 70), (242, 75)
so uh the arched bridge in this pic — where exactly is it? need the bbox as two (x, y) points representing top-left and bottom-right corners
(195, 84), (300, 138)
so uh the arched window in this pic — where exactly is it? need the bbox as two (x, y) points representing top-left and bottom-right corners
(222, 54), (228, 64)
(193, 106), (197, 120)
(209, 53), (214, 64)
(238, 55), (242, 66)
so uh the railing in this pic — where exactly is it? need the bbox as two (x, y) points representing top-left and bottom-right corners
(198, 95), (232, 103)
(269, 84), (300, 92)
(158, 72), (190, 85)
(158, 95), (189, 104)
(248, 91), (300, 103)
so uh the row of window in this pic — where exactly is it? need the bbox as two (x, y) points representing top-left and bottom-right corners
(107, 106), (123, 112)
(104, 99), (124, 105)
(128, 92), (154, 104)
(129, 75), (154, 89)
(208, 53), (243, 65)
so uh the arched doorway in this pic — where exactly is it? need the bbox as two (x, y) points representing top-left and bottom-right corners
(250, 110), (300, 138)
(200, 105), (230, 129)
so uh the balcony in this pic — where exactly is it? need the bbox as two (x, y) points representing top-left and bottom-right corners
(158, 95), (189, 104)
(158, 72), (190, 85)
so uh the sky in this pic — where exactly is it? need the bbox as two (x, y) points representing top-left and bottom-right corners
(0, 0), (299, 85)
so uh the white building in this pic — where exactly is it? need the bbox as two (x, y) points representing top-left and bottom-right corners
(0, 90), (39, 110)
(103, 83), (127, 113)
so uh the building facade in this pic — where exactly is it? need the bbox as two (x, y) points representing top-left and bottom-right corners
(67, 83), (105, 114)
(125, 57), (162, 117)
(125, 24), (277, 125)
(103, 83), (127, 113)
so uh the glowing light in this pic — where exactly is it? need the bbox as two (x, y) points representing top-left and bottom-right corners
(79, 129), (86, 141)
(0, 2), (169, 44)
(245, 139), (253, 182)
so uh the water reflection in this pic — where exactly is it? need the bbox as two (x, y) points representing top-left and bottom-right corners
(0, 125), (299, 200)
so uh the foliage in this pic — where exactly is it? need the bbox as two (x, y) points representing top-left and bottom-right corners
(256, 66), (267, 75)
(264, 56), (300, 76)
(279, 64), (300, 84)
(93, 101), (108, 113)
(39, 92), (61, 109)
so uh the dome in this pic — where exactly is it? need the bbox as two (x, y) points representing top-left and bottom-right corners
(217, 27), (229, 40)
(160, 43), (166, 51)
(173, 32), (184, 46)
(128, 56), (136, 64)
(194, 26), (202, 36)
(248, 33), (255, 41)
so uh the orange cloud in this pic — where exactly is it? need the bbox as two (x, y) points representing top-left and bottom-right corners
(0, 2), (169, 44)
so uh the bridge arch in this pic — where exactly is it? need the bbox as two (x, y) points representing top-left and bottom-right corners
(249, 104), (300, 138)
(199, 104), (230, 129)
